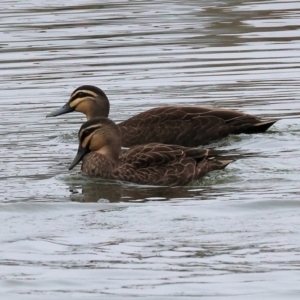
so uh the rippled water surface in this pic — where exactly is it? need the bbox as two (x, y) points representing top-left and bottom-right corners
(1, 0), (300, 299)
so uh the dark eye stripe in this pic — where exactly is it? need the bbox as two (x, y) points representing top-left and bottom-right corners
(70, 92), (92, 103)
(81, 125), (102, 141)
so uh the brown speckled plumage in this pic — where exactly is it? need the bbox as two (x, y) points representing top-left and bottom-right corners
(47, 85), (278, 147)
(69, 117), (233, 186)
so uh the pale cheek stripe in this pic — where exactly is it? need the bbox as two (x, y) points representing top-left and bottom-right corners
(82, 135), (92, 148)
(70, 97), (84, 108)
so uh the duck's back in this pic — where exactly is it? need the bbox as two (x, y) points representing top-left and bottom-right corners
(118, 106), (277, 147)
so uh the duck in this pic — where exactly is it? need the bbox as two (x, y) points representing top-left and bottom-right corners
(68, 117), (234, 186)
(47, 85), (278, 147)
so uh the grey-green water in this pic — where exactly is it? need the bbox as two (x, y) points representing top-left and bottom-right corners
(1, 1), (300, 299)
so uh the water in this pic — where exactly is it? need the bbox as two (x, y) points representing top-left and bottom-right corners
(1, 0), (300, 299)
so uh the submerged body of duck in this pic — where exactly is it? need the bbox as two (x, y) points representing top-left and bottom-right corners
(47, 85), (278, 147)
(68, 117), (233, 186)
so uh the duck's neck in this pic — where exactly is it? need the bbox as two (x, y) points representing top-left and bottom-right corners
(86, 95), (110, 120)
(95, 146), (119, 162)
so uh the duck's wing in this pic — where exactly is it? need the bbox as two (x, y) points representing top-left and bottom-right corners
(119, 106), (278, 147)
(116, 143), (232, 186)
(120, 143), (194, 166)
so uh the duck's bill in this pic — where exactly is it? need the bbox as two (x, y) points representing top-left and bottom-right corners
(46, 103), (74, 117)
(69, 145), (89, 171)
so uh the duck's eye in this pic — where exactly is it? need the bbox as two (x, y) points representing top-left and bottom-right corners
(83, 129), (92, 137)
(77, 92), (84, 98)
(86, 129), (92, 135)
(81, 125), (102, 141)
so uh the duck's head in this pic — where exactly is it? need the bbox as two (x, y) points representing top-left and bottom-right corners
(47, 85), (110, 120)
(69, 117), (121, 170)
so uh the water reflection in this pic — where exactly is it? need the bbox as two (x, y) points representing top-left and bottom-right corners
(67, 176), (214, 203)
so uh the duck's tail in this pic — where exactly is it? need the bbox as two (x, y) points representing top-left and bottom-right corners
(216, 159), (234, 169)
(242, 119), (278, 134)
